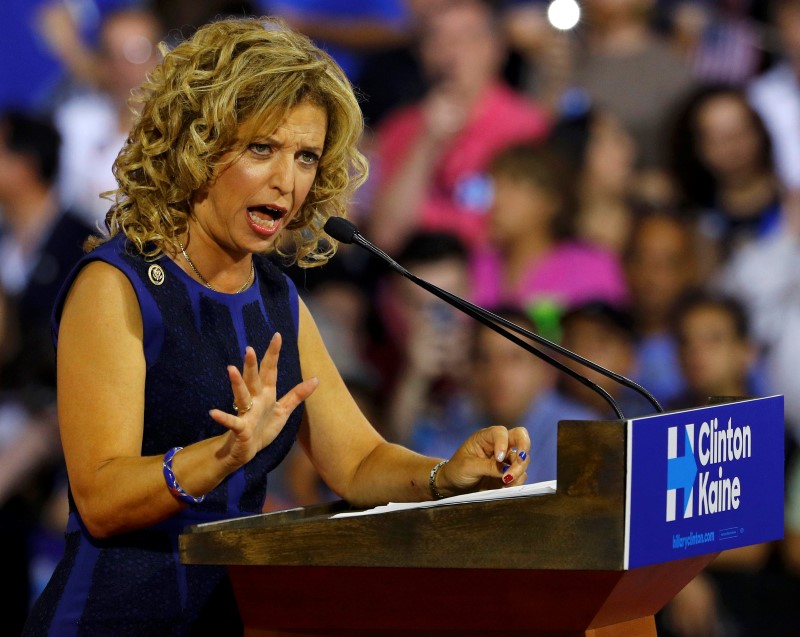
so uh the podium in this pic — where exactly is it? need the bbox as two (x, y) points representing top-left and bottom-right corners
(180, 397), (784, 636)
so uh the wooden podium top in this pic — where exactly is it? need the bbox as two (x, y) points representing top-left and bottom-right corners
(181, 419), (633, 571)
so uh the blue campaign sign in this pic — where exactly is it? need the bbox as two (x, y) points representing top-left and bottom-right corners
(624, 396), (784, 570)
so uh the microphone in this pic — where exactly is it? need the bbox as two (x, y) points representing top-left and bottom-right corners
(325, 217), (664, 419)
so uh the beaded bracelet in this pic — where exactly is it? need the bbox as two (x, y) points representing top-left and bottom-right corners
(162, 446), (206, 504)
(429, 459), (448, 500)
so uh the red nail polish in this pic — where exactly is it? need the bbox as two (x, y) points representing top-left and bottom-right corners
(502, 473), (514, 484)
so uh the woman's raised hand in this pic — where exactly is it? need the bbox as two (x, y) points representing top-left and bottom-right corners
(210, 333), (319, 470)
(437, 426), (532, 497)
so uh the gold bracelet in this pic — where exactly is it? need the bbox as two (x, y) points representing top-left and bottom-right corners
(429, 459), (448, 500)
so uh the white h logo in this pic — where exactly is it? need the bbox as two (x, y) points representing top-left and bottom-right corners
(667, 424), (696, 521)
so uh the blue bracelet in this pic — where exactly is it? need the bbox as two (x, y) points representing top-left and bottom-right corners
(162, 446), (206, 504)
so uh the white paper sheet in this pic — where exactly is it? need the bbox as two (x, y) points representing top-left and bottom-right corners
(330, 480), (557, 519)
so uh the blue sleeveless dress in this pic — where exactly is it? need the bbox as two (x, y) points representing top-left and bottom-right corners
(23, 234), (304, 636)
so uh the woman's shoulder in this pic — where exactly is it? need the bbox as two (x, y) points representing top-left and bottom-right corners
(53, 235), (155, 321)
(52, 238), (144, 339)
(86, 235), (174, 281)
(56, 234), (132, 298)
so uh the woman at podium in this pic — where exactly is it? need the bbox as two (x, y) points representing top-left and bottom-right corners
(22, 15), (531, 636)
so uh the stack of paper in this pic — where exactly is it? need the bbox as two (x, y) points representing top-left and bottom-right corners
(330, 480), (557, 519)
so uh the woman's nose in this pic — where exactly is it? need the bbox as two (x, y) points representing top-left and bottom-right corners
(268, 152), (294, 194)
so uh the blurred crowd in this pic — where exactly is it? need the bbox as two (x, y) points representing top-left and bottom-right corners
(2, 0), (800, 635)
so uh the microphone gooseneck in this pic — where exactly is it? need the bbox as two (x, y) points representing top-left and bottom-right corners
(325, 217), (665, 419)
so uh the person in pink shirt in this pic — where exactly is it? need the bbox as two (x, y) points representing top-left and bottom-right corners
(366, 0), (549, 254)
(471, 142), (628, 334)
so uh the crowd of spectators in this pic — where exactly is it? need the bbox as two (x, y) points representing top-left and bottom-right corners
(2, 0), (800, 635)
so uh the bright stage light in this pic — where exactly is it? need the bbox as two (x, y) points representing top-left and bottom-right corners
(547, 0), (581, 31)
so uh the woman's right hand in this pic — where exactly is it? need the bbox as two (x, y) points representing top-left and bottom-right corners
(437, 425), (532, 497)
(210, 333), (319, 470)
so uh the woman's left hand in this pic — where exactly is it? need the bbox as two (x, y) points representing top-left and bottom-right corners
(209, 334), (319, 471)
(436, 426), (531, 497)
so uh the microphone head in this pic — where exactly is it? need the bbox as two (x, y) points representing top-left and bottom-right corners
(324, 217), (359, 244)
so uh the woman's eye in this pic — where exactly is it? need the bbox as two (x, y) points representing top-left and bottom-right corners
(299, 151), (320, 166)
(250, 143), (272, 155)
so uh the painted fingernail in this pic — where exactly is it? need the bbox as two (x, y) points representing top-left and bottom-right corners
(502, 473), (514, 484)
(518, 450), (527, 461)
(502, 464), (510, 473)
(496, 451), (505, 463)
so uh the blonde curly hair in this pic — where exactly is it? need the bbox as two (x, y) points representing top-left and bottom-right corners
(90, 16), (368, 267)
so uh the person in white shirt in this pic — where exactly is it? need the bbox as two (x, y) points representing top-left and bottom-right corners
(747, 0), (800, 192)
(54, 7), (163, 228)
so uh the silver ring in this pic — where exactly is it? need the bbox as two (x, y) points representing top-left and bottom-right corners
(233, 399), (253, 415)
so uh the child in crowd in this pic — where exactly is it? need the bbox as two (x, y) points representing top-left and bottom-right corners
(669, 291), (757, 409)
(624, 210), (699, 406)
(470, 143), (627, 337)
(555, 301), (655, 420)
